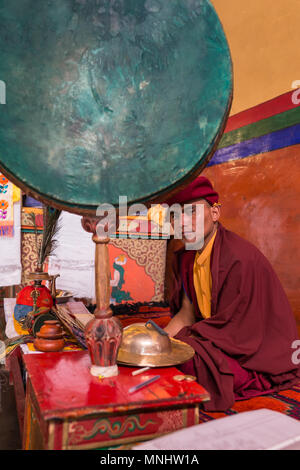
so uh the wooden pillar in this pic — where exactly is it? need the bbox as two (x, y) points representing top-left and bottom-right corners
(81, 216), (122, 376)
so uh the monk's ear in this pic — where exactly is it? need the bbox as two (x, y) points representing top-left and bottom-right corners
(211, 205), (220, 222)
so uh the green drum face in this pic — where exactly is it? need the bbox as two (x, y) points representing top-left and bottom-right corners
(0, 0), (232, 214)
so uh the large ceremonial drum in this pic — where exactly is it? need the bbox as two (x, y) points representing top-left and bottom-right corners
(0, 0), (232, 213)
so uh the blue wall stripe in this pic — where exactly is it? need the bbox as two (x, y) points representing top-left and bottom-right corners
(209, 123), (300, 166)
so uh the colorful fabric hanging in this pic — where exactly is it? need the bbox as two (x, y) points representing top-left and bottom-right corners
(0, 173), (21, 237)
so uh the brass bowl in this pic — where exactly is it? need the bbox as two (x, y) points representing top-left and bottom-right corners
(55, 290), (73, 304)
(26, 271), (53, 282)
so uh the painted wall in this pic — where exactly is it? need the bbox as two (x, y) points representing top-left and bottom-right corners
(202, 91), (300, 327)
(166, 90), (300, 334)
(211, 0), (300, 115)
(166, 0), (300, 332)
(203, 2), (300, 328)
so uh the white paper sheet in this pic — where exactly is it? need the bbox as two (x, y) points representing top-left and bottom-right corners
(133, 409), (300, 450)
(0, 200), (21, 286)
(4, 297), (17, 339)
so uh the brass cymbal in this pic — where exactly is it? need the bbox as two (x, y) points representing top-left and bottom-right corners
(117, 322), (194, 367)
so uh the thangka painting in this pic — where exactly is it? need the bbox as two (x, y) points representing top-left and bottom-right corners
(108, 210), (168, 304)
(109, 239), (166, 304)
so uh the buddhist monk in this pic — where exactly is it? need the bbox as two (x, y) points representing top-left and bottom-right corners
(164, 176), (300, 411)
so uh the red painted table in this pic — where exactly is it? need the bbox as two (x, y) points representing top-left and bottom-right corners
(22, 350), (210, 450)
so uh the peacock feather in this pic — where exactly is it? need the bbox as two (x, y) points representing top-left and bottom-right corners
(29, 206), (61, 272)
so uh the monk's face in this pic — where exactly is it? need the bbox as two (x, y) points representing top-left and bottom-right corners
(180, 198), (220, 246)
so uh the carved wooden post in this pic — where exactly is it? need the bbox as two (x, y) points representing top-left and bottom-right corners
(93, 234), (112, 318)
(81, 216), (122, 377)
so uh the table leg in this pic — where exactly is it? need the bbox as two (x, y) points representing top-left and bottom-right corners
(6, 347), (25, 441)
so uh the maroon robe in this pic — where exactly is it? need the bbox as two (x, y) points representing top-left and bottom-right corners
(170, 223), (300, 411)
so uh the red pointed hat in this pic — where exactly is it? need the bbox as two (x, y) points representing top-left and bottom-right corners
(165, 176), (219, 206)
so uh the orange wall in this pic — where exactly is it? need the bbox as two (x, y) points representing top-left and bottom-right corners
(203, 145), (300, 327)
(212, 0), (300, 115)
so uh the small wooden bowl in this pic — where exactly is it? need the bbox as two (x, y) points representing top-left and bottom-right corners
(38, 320), (63, 338)
(34, 320), (65, 352)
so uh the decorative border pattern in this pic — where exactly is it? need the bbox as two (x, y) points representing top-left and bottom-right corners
(110, 239), (166, 302)
(62, 406), (198, 450)
(21, 233), (42, 286)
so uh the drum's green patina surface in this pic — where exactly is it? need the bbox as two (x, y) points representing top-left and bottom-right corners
(0, 0), (232, 214)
